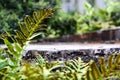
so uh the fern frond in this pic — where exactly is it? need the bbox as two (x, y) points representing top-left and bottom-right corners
(16, 9), (56, 46)
(0, 33), (13, 39)
(108, 54), (114, 70)
(0, 8), (56, 79)
(85, 54), (120, 80)
(19, 22), (29, 37)
(0, 47), (3, 54)
(0, 8), (56, 67)
(114, 54), (120, 68)
(99, 57), (107, 76)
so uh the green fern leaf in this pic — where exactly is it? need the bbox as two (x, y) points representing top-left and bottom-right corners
(90, 60), (101, 79)
(86, 54), (120, 80)
(108, 54), (114, 70)
(14, 43), (22, 53)
(15, 30), (26, 40)
(29, 32), (43, 40)
(24, 15), (31, 32)
(19, 22), (29, 37)
(99, 57), (107, 76)
(114, 54), (120, 65)
(0, 47), (3, 54)
(4, 39), (15, 53)
(33, 12), (39, 22)
(0, 60), (9, 70)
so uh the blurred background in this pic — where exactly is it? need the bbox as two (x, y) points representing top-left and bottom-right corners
(0, 0), (120, 41)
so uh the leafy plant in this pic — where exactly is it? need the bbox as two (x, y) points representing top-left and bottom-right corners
(0, 8), (56, 79)
(76, 0), (120, 34)
(33, 54), (120, 80)
(47, 13), (77, 37)
(84, 54), (120, 80)
(21, 55), (65, 80)
(0, 0), (65, 39)
(0, 0), (50, 39)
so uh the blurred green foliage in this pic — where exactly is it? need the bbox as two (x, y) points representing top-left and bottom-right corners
(76, 0), (120, 34)
(1, 0), (120, 38)
(0, 0), (77, 38)
(42, 1), (77, 38)
(0, 0), (48, 33)
(46, 12), (77, 38)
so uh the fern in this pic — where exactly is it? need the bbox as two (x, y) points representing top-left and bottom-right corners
(6, 9), (55, 66)
(20, 55), (65, 80)
(0, 9), (56, 79)
(84, 54), (120, 80)
(58, 54), (120, 80)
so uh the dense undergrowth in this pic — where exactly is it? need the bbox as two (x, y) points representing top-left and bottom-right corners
(0, 8), (119, 80)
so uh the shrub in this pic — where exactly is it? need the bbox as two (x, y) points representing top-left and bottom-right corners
(76, 0), (120, 34)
